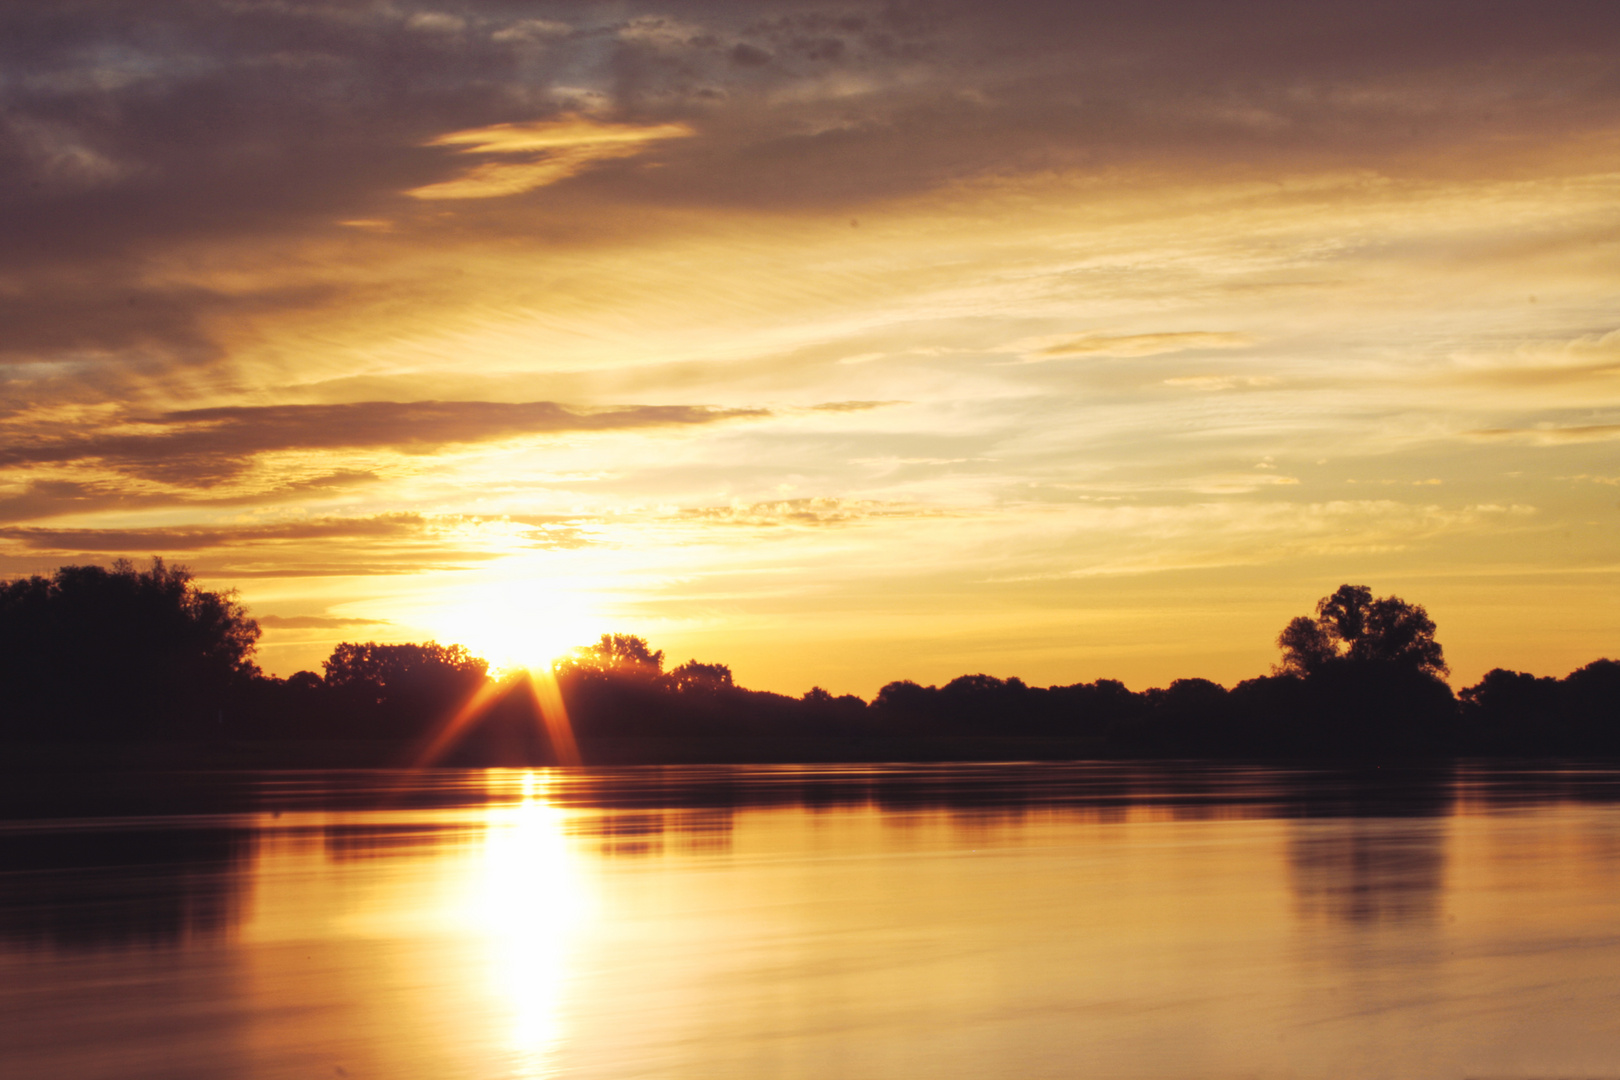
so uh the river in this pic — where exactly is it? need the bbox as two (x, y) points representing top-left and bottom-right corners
(2, 763), (1618, 1078)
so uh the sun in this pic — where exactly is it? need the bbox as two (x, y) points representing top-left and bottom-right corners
(427, 579), (602, 675)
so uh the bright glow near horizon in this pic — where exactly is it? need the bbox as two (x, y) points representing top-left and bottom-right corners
(425, 576), (606, 676)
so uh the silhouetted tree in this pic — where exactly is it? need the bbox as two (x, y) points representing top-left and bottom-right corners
(3, 559), (1614, 764)
(1274, 585), (1454, 755)
(1458, 669), (1561, 753)
(321, 641), (488, 737)
(1129, 678), (1235, 753)
(0, 558), (260, 740)
(800, 686), (869, 733)
(1563, 659), (1620, 751)
(668, 660), (734, 693)
(1278, 584), (1447, 678)
(564, 634), (665, 676)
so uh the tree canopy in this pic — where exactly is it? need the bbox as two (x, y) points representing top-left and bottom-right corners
(2, 562), (1615, 761)
(1277, 584), (1447, 678)
(563, 634), (666, 676)
(0, 559), (260, 738)
(319, 641), (489, 736)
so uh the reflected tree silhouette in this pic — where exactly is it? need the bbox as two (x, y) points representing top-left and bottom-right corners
(1289, 819), (1448, 925)
(0, 826), (253, 949)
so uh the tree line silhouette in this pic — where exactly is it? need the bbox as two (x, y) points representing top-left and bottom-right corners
(1, 560), (1615, 764)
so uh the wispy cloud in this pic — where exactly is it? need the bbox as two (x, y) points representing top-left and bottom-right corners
(1466, 424), (1620, 445)
(0, 471), (381, 524)
(1022, 332), (1254, 361)
(0, 512), (443, 552)
(1161, 375), (1280, 391)
(257, 614), (392, 629)
(409, 116), (694, 200)
(808, 400), (902, 412)
(0, 401), (765, 485)
(677, 497), (943, 529)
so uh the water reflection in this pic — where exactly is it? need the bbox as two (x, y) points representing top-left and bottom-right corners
(0, 825), (251, 950)
(479, 772), (590, 1078)
(2, 764), (1620, 1079)
(323, 823), (477, 862)
(1289, 819), (1447, 924)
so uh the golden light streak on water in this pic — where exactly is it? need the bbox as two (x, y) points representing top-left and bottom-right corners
(477, 770), (591, 1079)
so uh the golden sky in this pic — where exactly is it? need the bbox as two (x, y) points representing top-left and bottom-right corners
(1, 1), (1617, 693)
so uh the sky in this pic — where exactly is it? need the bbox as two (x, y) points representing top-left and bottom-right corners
(2, 0), (1617, 695)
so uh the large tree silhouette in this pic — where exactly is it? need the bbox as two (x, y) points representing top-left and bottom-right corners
(1277, 584), (1447, 678)
(1273, 584), (1453, 755)
(0, 558), (260, 739)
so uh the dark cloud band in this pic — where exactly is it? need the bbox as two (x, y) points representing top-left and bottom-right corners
(0, 400), (767, 485)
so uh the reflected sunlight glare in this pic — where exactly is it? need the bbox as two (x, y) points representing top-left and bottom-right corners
(476, 770), (592, 1079)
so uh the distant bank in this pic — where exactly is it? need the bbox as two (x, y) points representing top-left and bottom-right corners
(2, 562), (1616, 767)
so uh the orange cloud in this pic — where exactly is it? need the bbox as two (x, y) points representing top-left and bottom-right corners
(408, 116), (694, 200)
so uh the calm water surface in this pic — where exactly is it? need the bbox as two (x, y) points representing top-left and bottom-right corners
(3, 763), (1620, 1079)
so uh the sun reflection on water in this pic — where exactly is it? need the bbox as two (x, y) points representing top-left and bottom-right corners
(477, 770), (591, 1078)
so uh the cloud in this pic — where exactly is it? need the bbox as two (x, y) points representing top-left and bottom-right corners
(408, 116), (694, 200)
(809, 400), (902, 412)
(730, 43), (773, 67)
(0, 280), (336, 368)
(0, 470), (381, 524)
(0, 512), (442, 552)
(1161, 375), (1280, 391)
(491, 19), (572, 44)
(0, 400), (766, 485)
(679, 497), (942, 528)
(0, 512), (595, 583)
(0, 480), (168, 525)
(1023, 332), (1254, 361)
(1467, 423), (1620, 445)
(257, 614), (392, 629)
(2, 0), (1617, 390)
(1455, 330), (1620, 388)
(405, 12), (465, 35)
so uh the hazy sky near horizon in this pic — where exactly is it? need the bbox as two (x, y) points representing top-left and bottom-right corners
(2, 0), (1618, 693)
